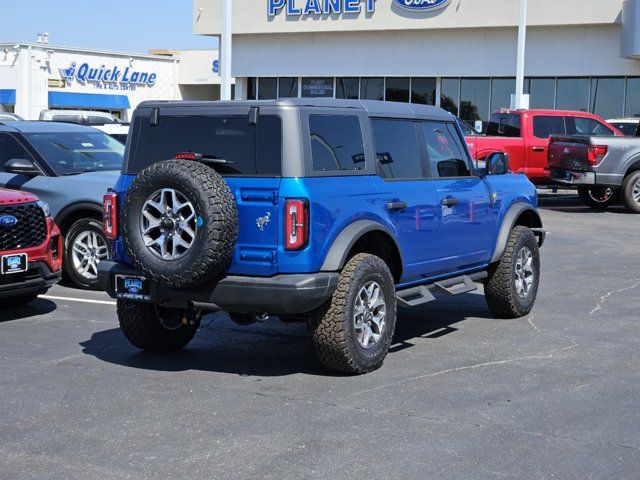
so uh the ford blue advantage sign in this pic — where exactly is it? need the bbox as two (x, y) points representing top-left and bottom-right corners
(393, 0), (453, 11)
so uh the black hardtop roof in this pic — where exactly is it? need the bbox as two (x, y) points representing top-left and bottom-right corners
(137, 99), (454, 121)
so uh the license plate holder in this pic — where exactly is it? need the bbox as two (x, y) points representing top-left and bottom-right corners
(1, 253), (28, 275)
(115, 274), (151, 301)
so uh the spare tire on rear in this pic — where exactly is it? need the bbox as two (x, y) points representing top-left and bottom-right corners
(122, 159), (238, 288)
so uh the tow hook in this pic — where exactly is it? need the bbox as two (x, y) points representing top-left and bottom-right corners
(256, 313), (270, 322)
(181, 314), (197, 327)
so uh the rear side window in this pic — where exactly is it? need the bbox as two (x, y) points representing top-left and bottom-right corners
(309, 115), (365, 172)
(127, 115), (282, 175)
(486, 113), (521, 137)
(571, 117), (615, 136)
(422, 122), (471, 178)
(533, 116), (566, 139)
(372, 119), (424, 179)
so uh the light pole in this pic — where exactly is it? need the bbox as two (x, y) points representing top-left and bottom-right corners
(513, 0), (529, 109)
(220, 0), (232, 101)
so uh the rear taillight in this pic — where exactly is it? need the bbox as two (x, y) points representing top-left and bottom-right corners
(103, 193), (118, 239)
(284, 199), (309, 251)
(174, 152), (202, 160)
(587, 145), (608, 166)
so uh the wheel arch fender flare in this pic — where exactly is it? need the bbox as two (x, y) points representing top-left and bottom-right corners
(320, 220), (404, 274)
(491, 202), (544, 264)
(54, 201), (103, 234)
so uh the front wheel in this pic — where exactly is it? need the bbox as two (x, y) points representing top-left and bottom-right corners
(577, 186), (618, 210)
(485, 226), (541, 319)
(310, 254), (397, 375)
(63, 218), (109, 290)
(117, 300), (201, 352)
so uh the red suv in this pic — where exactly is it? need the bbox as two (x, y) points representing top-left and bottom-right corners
(0, 188), (62, 305)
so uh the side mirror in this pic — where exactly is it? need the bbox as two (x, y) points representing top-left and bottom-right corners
(486, 152), (510, 176)
(5, 158), (40, 176)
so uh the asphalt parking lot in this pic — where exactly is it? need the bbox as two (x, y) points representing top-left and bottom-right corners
(1, 191), (639, 480)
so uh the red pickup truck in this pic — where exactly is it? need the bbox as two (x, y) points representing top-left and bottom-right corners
(466, 109), (623, 184)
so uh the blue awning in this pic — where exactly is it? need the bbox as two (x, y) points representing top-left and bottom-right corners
(0, 89), (16, 105)
(48, 91), (131, 109)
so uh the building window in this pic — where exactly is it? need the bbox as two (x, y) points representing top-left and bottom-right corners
(336, 78), (359, 99)
(361, 78), (384, 101)
(590, 78), (624, 120)
(625, 78), (640, 117)
(526, 78), (556, 109)
(411, 78), (436, 105)
(460, 78), (490, 130)
(247, 78), (257, 100)
(301, 78), (334, 98)
(278, 78), (298, 98)
(441, 78), (460, 116)
(385, 78), (410, 103)
(491, 78), (515, 112)
(556, 78), (589, 112)
(309, 115), (365, 172)
(258, 78), (278, 100)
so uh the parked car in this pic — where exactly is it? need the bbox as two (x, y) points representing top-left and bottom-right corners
(94, 123), (130, 145)
(606, 118), (640, 137)
(0, 121), (124, 289)
(98, 99), (545, 375)
(39, 110), (121, 126)
(471, 109), (623, 184)
(0, 112), (24, 122)
(548, 134), (640, 212)
(0, 187), (62, 305)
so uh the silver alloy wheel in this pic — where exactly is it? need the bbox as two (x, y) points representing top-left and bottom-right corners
(72, 230), (109, 281)
(354, 281), (387, 349)
(633, 178), (640, 206)
(514, 246), (535, 299)
(141, 188), (197, 261)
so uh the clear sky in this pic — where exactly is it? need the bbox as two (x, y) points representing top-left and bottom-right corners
(0, 0), (217, 53)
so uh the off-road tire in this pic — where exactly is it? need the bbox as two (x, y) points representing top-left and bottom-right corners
(485, 226), (540, 319)
(577, 186), (618, 210)
(122, 160), (238, 288)
(310, 254), (397, 375)
(63, 218), (107, 290)
(620, 171), (640, 213)
(117, 300), (200, 352)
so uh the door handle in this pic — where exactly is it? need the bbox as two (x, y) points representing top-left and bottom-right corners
(532, 146), (546, 152)
(386, 201), (408, 211)
(441, 197), (459, 207)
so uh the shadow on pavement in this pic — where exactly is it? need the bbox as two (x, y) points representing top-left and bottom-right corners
(80, 293), (492, 377)
(1, 297), (57, 322)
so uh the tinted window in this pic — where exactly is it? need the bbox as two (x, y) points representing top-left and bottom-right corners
(422, 122), (471, 178)
(372, 119), (423, 179)
(625, 78), (640, 117)
(486, 113), (522, 137)
(411, 78), (436, 105)
(247, 78), (257, 100)
(385, 78), (410, 103)
(127, 115), (282, 176)
(441, 78), (460, 116)
(533, 116), (566, 139)
(526, 78), (556, 109)
(278, 77), (298, 98)
(458, 120), (478, 137)
(571, 117), (615, 136)
(611, 122), (638, 136)
(87, 116), (117, 125)
(258, 78), (278, 100)
(556, 78), (589, 112)
(490, 78), (516, 112)
(25, 131), (124, 175)
(309, 115), (364, 172)
(590, 78), (624, 120)
(361, 78), (384, 101)
(336, 78), (359, 99)
(460, 78), (490, 131)
(0, 134), (34, 172)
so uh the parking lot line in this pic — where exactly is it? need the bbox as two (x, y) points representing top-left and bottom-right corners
(40, 295), (117, 306)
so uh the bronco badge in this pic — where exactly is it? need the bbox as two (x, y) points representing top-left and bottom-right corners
(256, 212), (271, 231)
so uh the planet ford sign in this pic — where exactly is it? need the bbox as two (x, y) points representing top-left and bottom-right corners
(393, 0), (453, 11)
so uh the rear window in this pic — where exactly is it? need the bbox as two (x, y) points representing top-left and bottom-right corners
(126, 115), (282, 175)
(486, 113), (521, 137)
(309, 115), (365, 172)
(533, 116), (566, 139)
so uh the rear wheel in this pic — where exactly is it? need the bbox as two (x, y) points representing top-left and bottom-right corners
(577, 186), (618, 209)
(63, 218), (109, 290)
(310, 254), (397, 375)
(117, 300), (201, 352)
(620, 171), (640, 213)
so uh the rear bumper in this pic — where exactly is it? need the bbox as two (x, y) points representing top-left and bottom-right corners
(0, 261), (61, 299)
(97, 261), (339, 315)
(549, 168), (596, 185)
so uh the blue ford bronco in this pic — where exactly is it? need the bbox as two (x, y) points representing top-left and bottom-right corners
(98, 99), (545, 374)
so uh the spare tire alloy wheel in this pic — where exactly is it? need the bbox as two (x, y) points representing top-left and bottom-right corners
(141, 188), (197, 260)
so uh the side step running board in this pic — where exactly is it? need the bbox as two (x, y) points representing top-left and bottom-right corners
(396, 271), (488, 309)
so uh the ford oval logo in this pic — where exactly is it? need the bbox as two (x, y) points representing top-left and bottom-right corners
(0, 214), (18, 228)
(393, 0), (453, 11)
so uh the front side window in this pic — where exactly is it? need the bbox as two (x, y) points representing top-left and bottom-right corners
(422, 122), (471, 178)
(24, 131), (123, 175)
(571, 117), (615, 136)
(533, 116), (566, 139)
(309, 115), (364, 172)
(372, 119), (424, 179)
(0, 134), (35, 172)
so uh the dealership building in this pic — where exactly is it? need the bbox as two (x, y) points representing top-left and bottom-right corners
(194, 0), (640, 128)
(0, 39), (225, 121)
